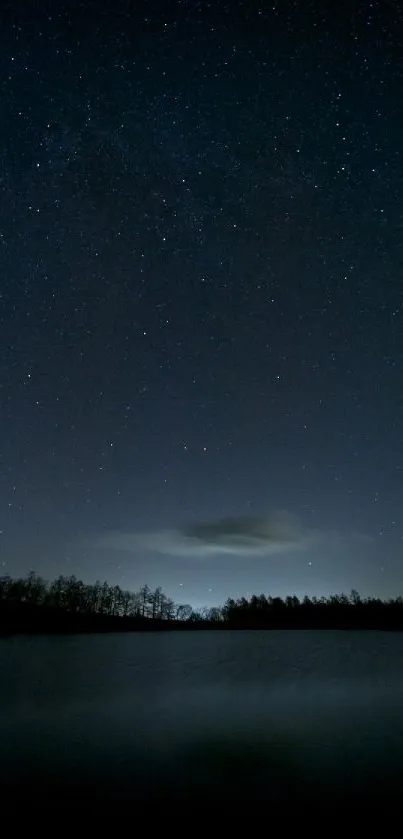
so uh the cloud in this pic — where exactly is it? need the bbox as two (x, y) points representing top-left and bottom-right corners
(98, 510), (312, 558)
(178, 511), (306, 555)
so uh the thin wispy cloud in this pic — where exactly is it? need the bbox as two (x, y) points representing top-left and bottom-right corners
(98, 510), (316, 558)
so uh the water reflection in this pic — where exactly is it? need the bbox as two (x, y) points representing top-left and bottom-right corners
(1, 631), (403, 802)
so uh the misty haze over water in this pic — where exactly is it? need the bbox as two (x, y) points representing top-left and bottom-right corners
(2, 630), (403, 804)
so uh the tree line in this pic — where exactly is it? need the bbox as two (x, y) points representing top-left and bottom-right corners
(219, 590), (403, 629)
(0, 571), (193, 621)
(2, 571), (403, 632)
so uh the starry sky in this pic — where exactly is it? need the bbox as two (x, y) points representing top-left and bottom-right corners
(1, 0), (403, 608)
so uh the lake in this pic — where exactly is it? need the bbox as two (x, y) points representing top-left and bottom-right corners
(1, 630), (403, 805)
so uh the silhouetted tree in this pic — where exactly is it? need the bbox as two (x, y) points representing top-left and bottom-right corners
(175, 604), (193, 621)
(149, 587), (165, 619)
(25, 571), (46, 604)
(161, 596), (175, 620)
(0, 576), (11, 600)
(139, 584), (151, 617)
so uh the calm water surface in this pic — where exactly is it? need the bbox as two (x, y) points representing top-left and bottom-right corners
(1, 630), (403, 803)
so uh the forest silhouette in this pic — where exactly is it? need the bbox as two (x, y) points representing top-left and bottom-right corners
(2, 571), (403, 633)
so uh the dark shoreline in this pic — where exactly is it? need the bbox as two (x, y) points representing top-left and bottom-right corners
(2, 604), (403, 636)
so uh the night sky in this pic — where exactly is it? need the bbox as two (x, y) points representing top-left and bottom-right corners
(1, 0), (403, 608)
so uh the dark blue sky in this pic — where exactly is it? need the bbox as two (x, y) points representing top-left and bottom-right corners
(1, 0), (403, 607)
